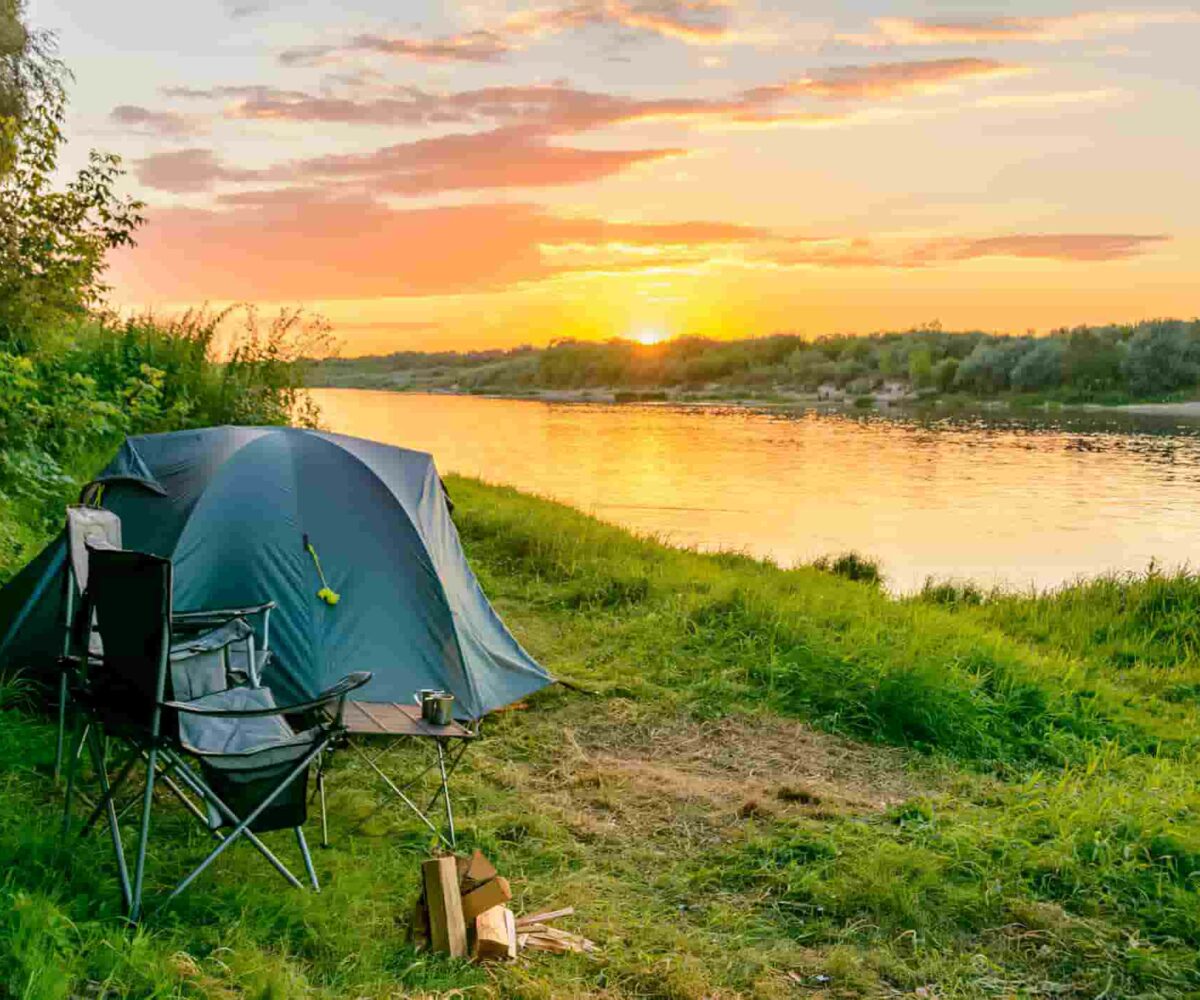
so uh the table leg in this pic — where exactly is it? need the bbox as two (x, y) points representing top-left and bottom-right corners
(436, 739), (455, 848)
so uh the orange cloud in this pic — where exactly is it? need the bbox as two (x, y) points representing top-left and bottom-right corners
(108, 198), (775, 301)
(841, 10), (1200, 47)
(109, 186), (1169, 308)
(746, 58), (1025, 102)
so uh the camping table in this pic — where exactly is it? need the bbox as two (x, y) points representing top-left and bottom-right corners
(335, 702), (475, 849)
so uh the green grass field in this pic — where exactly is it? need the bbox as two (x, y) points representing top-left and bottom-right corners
(3, 479), (1200, 998)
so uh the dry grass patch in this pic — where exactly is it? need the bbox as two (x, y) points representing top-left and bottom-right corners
(501, 698), (934, 848)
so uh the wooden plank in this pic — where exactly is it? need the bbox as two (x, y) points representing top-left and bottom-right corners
(473, 905), (511, 960)
(422, 857), (467, 957)
(504, 907), (518, 960)
(516, 906), (574, 928)
(461, 875), (512, 923)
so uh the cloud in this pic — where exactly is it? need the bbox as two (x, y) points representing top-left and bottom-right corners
(108, 197), (775, 301)
(110, 104), (205, 137)
(913, 233), (1169, 264)
(767, 232), (1169, 269)
(746, 58), (1025, 102)
(110, 184), (1169, 306)
(135, 148), (261, 193)
(179, 56), (1020, 139)
(281, 31), (510, 66)
(278, 0), (739, 66)
(840, 10), (1200, 47)
(135, 127), (684, 195)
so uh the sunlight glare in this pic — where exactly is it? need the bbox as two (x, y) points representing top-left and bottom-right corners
(633, 327), (669, 345)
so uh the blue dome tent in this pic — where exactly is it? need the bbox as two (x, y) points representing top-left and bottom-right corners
(0, 426), (552, 719)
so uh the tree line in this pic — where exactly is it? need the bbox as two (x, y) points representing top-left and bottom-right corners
(312, 319), (1200, 402)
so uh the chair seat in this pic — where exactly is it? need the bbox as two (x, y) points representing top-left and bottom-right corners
(178, 687), (315, 764)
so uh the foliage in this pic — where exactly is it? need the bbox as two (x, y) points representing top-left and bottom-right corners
(810, 551), (884, 586)
(0, 44), (144, 351)
(310, 318), (1200, 404)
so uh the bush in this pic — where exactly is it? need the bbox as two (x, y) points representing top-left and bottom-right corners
(810, 551), (883, 586)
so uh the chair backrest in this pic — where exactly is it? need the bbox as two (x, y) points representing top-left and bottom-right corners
(84, 546), (173, 732)
(66, 506), (122, 594)
(65, 506), (123, 656)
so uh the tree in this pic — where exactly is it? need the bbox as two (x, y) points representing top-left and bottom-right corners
(1121, 320), (1200, 396)
(932, 357), (959, 392)
(0, 41), (145, 350)
(1009, 339), (1065, 391)
(907, 347), (933, 388)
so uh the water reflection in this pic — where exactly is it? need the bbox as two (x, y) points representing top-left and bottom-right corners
(312, 390), (1200, 593)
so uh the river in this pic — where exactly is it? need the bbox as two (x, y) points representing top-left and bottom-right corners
(311, 389), (1200, 593)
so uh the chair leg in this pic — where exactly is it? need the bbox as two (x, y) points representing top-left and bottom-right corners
(130, 747), (158, 923)
(54, 672), (68, 782)
(296, 828), (319, 892)
(87, 727), (132, 913)
(60, 717), (86, 837)
(162, 752), (305, 888)
(157, 742), (327, 914)
(318, 759), (329, 849)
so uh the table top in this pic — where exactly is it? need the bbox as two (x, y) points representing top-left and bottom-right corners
(342, 700), (474, 739)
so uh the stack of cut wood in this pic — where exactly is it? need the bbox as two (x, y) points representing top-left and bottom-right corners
(410, 851), (594, 962)
(515, 908), (595, 954)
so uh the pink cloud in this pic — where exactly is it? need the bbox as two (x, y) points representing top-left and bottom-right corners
(135, 126), (684, 195)
(841, 10), (1200, 47)
(110, 104), (205, 137)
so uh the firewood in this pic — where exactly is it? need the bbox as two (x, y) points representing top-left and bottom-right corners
(473, 905), (512, 961)
(516, 906), (574, 928)
(462, 875), (512, 923)
(504, 907), (517, 960)
(422, 857), (467, 957)
(460, 849), (498, 890)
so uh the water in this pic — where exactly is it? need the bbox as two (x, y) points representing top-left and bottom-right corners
(311, 389), (1200, 593)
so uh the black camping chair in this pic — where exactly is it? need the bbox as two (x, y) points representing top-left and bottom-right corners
(54, 504), (277, 781)
(61, 546), (370, 922)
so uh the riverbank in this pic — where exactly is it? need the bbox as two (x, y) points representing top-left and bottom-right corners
(4, 479), (1200, 996)
(310, 380), (1200, 420)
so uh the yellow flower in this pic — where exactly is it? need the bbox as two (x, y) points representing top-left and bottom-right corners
(317, 586), (341, 606)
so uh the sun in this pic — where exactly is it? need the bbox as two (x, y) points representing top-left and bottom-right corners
(632, 327), (669, 345)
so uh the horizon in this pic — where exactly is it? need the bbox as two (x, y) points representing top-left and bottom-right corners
(31, 1), (1200, 354)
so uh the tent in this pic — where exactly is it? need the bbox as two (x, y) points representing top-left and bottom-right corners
(0, 426), (552, 719)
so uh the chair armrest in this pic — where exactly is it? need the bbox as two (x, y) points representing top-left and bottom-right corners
(162, 671), (373, 718)
(173, 601), (276, 626)
(168, 617), (252, 661)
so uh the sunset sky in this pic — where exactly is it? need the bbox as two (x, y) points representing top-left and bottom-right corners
(31, 1), (1200, 354)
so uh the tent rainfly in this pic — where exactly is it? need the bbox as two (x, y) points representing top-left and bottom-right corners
(0, 427), (553, 719)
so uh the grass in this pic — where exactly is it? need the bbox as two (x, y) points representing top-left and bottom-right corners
(3, 480), (1200, 996)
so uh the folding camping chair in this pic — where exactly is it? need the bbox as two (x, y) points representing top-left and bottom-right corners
(54, 505), (276, 781)
(61, 545), (370, 922)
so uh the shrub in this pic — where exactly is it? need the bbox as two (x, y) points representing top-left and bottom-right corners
(810, 551), (883, 587)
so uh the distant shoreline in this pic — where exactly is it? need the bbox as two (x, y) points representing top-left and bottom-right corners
(309, 383), (1200, 419)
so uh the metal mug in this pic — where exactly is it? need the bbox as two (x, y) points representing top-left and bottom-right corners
(429, 693), (455, 726)
(417, 689), (437, 720)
